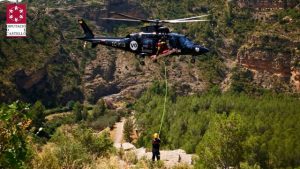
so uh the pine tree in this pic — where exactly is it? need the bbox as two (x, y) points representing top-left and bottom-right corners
(31, 100), (46, 128)
(73, 101), (83, 122)
(123, 118), (134, 142)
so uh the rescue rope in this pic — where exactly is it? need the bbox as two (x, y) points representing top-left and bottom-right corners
(159, 61), (168, 135)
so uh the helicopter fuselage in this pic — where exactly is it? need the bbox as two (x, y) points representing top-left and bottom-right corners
(77, 19), (209, 58)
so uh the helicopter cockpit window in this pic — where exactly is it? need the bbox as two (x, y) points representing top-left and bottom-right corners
(142, 39), (153, 48)
(179, 36), (194, 48)
(141, 38), (155, 53)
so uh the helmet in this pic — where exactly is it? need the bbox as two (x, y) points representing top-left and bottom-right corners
(153, 133), (159, 139)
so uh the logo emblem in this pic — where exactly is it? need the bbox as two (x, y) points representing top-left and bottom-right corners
(8, 6), (25, 23)
(130, 41), (138, 51)
(6, 4), (27, 38)
(195, 47), (200, 52)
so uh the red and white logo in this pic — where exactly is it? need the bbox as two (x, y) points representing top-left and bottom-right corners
(6, 4), (27, 37)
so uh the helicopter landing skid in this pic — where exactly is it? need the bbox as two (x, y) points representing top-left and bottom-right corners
(137, 53), (146, 65)
(191, 55), (196, 63)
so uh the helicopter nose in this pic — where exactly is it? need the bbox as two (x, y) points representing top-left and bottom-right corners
(194, 46), (209, 54)
(201, 47), (209, 53)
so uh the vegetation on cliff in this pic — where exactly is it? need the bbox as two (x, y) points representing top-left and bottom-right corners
(135, 84), (300, 168)
(0, 3), (97, 106)
(0, 100), (119, 169)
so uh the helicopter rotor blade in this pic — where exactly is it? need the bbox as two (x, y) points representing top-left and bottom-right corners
(167, 15), (210, 21)
(99, 18), (143, 22)
(110, 12), (144, 21)
(163, 19), (210, 23)
(101, 13), (210, 24)
(109, 12), (154, 23)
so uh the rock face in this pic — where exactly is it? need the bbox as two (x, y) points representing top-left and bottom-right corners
(114, 144), (194, 168)
(291, 68), (300, 91)
(83, 46), (208, 103)
(135, 148), (193, 167)
(14, 68), (48, 90)
(114, 142), (136, 150)
(13, 65), (84, 106)
(2, 0), (300, 105)
(237, 34), (300, 92)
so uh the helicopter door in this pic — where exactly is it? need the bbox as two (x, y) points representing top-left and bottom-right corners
(141, 38), (155, 53)
(169, 36), (180, 49)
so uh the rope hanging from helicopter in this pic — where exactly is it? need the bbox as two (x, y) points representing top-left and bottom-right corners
(159, 61), (168, 135)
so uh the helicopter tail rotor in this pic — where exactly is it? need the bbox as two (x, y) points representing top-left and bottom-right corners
(77, 19), (98, 48)
(78, 19), (94, 38)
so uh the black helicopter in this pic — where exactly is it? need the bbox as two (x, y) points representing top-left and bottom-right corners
(77, 13), (209, 63)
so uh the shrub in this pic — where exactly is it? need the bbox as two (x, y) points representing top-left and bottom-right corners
(124, 151), (138, 164)
(88, 114), (118, 130)
(82, 106), (88, 121)
(32, 125), (115, 168)
(31, 145), (60, 169)
(124, 118), (134, 142)
(85, 156), (119, 169)
(50, 127), (91, 168)
(73, 101), (83, 122)
(55, 138), (90, 169)
(133, 157), (165, 169)
(66, 100), (75, 110)
(172, 163), (193, 169)
(92, 99), (106, 118)
(44, 113), (75, 135)
(92, 129), (115, 157)
(74, 127), (114, 157)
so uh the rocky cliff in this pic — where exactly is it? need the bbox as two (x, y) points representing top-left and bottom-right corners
(83, 46), (208, 103)
(237, 15), (300, 92)
(1, 0), (299, 106)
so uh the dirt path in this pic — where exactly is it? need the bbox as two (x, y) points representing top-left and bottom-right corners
(111, 117), (194, 168)
(112, 118), (125, 144)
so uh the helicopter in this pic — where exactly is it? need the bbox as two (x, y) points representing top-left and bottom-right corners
(77, 12), (210, 64)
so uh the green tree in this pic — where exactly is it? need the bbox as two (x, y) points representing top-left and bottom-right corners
(196, 113), (246, 169)
(93, 129), (114, 157)
(124, 118), (134, 142)
(82, 106), (88, 121)
(73, 101), (83, 122)
(92, 99), (106, 118)
(0, 102), (33, 169)
(30, 100), (46, 128)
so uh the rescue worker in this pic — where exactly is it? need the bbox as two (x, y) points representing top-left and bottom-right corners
(151, 36), (169, 61)
(156, 36), (168, 56)
(152, 133), (161, 161)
